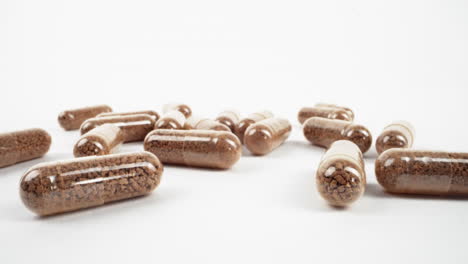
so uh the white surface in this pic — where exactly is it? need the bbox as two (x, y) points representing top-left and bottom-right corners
(1, 0), (468, 263)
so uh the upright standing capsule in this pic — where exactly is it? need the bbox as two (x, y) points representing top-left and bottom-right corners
(215, 110), (241, 133)
(376, 121), (415, 154)
(298, 106), (353, 124)
(162, 103), (192, 118)
(316, 140), (366, 207)
(315, 103), (354, 121)
(0, 129), (51, 168)
(74, 124), (124, 157)
(375, 149), (468, 196)
(235, 110), (273, 143)
(155, 111), (186, 130)
(20, 152), (163, 216)
(303, 117), (372, 153)
(80, 114), (155, 142)
(58, 105), (112, 131)
(98, 110), (160, 121)
(184, 116), (230, 131)
(244, 118), (292, 155)
(144, 130), (241, 169)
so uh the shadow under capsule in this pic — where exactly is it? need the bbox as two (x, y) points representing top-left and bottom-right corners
(365, 182), (468, 201)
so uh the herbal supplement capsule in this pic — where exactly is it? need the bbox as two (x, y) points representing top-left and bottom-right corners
(80, 114), (155, 142)
(58, 105), (112, 131)
(215, 110), (241, 132)
(155, 110), (186, 130)
(376, 121), (415, 154)
(235, 110), (273, 143)
(315, 103), (354, 121)
(0, 129), (51, 168)
(184, 116), (230, 131)
(244, 118), (292, 155)
(297, 106), (353, 124)
(162, 103), (192, 118)
(316, 140), (366, 207)
(303, 117), (372, 153)
(20, 152), (163, 216)
(74, 124), (124, 157)
(98, 110), (160, 121)
(144, 129), (241, 169)
(375, 149), (468, 196)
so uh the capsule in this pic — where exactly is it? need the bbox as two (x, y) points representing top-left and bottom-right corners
(74, 124), (124, 157)
(144, 129), (241, 169)
(98, 110), (160, 121)
(162, 103), (192, 118)
(316, 140), (366, 207)
(298, 106), (353, 124)
(244, 118), (292, 155)
(58, 105), (112, 131)
(20, 152), (163, 216)
(315, 103), (354, 121)
(235, 110), (273, 143)
(215, 110), (241, 132)
(0, 129), (51, 168)
(376, 121), (415, 154)
(154, 110), (186, 130)
(303, 117), (372, 153)
(375, 149), (468, 196)
(184, 116), (230, 131)
(80, 114), (155, 142)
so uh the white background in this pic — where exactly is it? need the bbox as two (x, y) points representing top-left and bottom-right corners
(1, 0), (468, 263)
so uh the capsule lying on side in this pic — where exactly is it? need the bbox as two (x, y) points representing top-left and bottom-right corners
(376, 121), (415, 154)
(144, 129), (242, 169)
(155, 110), (186, 130)
(162, 103), (192, 118)
(235, 110), (273, 143)
(58, 105), (112, 131)
(98, 110), (160, 121)
(375, 149), (468, 196)
(315, 103), (355, 121)
(303, 117), (372, 153)
(184, 116), (230, 131)
(20, 152), (163, 216)
(316, 140), (366, 207)
(298, 106), (353, 124)
(215, 110), (241, 133)
(80, 114), (155, 142)
(0, 128), (51, 168)
(244, 118), (291, 155)
(74, 124), (124, 157)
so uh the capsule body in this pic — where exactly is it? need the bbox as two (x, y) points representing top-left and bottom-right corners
(58, 105), (112, 130)
(0, 129), (51, 168)
(376, 121), (415, 154)
(20, 152), (163, 216)
(216, 110), (241, 132)
(375, 149), (468, 196)
(98, 110), (160, 121)
(80, 114), (155, 142)
(144, 130), (241, 169)
(298, 106), (353, 124)
(162, 103), (192, 118)
(316, 140), (366, 207)
(315, 103), (355, 121)
(155, 110), (186, 130)
(184, 116), (230, 131)
(74, 124), (124, 157)
(235, 110), (273, 143)
(244, 118), (291, 155)
(303, 117), (372, 153)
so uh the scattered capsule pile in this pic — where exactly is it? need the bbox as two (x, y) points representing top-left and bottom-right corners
(0, 102), (466, 216)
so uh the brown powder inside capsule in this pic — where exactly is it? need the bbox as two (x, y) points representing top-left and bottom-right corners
(58, 105), (112, 131)
(376, 130), (408, 154)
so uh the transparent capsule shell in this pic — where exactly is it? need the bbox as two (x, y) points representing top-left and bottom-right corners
(375, 149), (468, 196)
(316, 140), (366, 206)
(144, 129), (242, 169)
(298, 106), (353, 124)
(215, 110), (241, 132)
(80, 114), (155, 143)
(376, 121), (415, 154)
(162, 103), (192, 118)
(98, 110), (160, 121)
(155, 110), (186, 130)
(58, 105), (112, 131)
(235, 110), (274, 143)
(20, 152), (163, 216)
(74, 124), (124, 157)
(303, 117), (372, 153)
(244, 118), (291, 155)
(0, 128), (51, 168)
(315, 103), (355, 121)
(184, 116), (230, 131)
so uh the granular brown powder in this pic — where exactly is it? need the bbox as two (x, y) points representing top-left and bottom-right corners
(376, 121), (414, 154)
(244, 118), (291, 155)
(216, 110), (241, 132)
(74, 124), (124, 157)
(58, 105), (112, 131)
(98, 110), (160, 121)
(235, 110), (273, 143)
(155, 110), (186, 130)
(298, 106), (353, 124)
